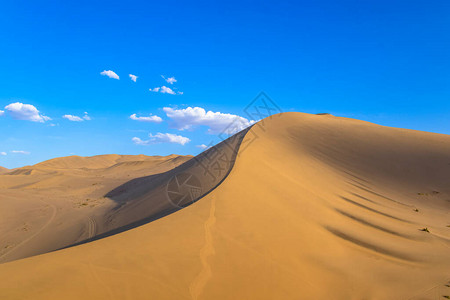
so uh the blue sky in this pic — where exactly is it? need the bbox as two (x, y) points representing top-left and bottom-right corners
(0, 0), (449, 169)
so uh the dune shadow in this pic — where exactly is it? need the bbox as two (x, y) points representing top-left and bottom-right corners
(334, 208), (412, 239)
(338, 196), (411, 223)
(325, 226), (419, 262)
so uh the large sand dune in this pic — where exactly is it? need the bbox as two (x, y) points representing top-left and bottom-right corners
(0, 112), (449, 299)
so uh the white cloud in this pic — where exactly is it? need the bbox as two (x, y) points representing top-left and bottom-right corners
(100, 70), (120, 80)
(161, 75), (177, 85)
(129, 74), (138, 82)
(62, 112), (91, 122)
(0, 110), (4, 116)
(129, 114), (163, 123)
(0, 152), (6, 156)
(132, 132), (190, 146)
(4, 102), (51, 123)
(150, 86), (177, 95)
(63, 115), (83, 122)
(196, 144), (210, 150)
(11, 150), (30, 155)
(163, 106), (256, 134)
(160, 86), (176, 94)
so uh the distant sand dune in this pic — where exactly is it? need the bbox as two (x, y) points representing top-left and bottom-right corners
(0, 112), (449, 299)
(0, 166), (9, 174)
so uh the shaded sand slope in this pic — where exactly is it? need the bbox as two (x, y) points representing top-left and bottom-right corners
(1, 112), (450, 299)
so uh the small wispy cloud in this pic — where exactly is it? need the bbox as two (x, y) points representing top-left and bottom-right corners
(129, 114), (163, 123)
(132, 132), (190, 146)
(196, 144), (210, 150)
(160, 86), (176, 94)
(62, 112), (91, 122)
(0, 152), (6, 156)
(161, 75), (177, 85)
(63, 115), (83, 122)
(129, 74), (138, 82)
(11, 150), (30, 155)
(4, 102), (51, 123)
(0, 110), (4, 116)
(149, 86), (178, 95)
(100, 70), (120, 80)
(151, 86), (174, 94)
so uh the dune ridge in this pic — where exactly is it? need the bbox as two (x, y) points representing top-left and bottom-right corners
(0, 112), (449, 299)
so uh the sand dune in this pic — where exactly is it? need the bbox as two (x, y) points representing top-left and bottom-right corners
(0, 112), (450, 299)
(0, 166), (8, 174)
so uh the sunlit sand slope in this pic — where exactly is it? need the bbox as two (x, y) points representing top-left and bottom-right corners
(1, 112), (450, 299)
